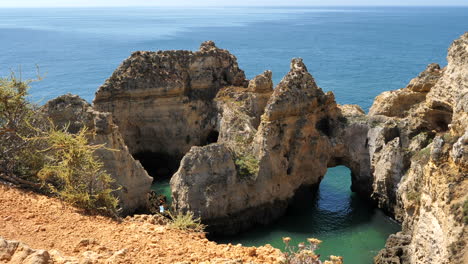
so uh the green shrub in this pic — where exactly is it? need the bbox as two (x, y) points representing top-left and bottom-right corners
(35, 125), (119, 215)
(0, 72), (47, 186)
(234, 154), (259, 178)
(0, 71), (118, 215)
(168, 211), (205, 232)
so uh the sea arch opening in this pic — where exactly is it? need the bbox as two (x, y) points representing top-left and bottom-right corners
(132, 128), (221, 208)
(214, 165), (400, 263)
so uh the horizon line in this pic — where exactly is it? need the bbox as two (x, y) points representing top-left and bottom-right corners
(1, 5), (468, 8)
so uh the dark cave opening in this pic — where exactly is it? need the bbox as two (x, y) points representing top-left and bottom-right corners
(316, 117), (333, 137)
(430, 113), (452, 132)
(205, 130), (220, 145)
(133, 151), (183, 180)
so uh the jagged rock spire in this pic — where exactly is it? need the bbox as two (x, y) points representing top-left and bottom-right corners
(275, 58), (320, 92)
(263, 58), (331, 121)
(199, 40), (218, 52)
(248, 70), (273, 93)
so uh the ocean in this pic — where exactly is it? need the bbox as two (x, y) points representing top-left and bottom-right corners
(1, 6), (467, 263)
(1, 7), (467, 110)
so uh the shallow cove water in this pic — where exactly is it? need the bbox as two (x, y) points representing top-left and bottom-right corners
(154, 166), (400, 264)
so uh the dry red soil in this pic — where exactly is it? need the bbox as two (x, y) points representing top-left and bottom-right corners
(0, 185), (282, 263)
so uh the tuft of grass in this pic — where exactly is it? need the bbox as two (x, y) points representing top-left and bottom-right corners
(234, 154), (259, 179)
(168, 211), (206, 232)
(369, 119), (382, 128)
(442, 132), (458, 145)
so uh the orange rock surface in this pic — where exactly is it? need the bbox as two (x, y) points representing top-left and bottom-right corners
(0, 185), (282, 263)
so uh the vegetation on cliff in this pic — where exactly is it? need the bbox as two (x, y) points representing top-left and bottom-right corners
(168, 211), (206, 232)
(0, 73), (118, 214)
(282, 237), (343, 264)
(0, 72), (47, 187)
(35, 125), (119, 214)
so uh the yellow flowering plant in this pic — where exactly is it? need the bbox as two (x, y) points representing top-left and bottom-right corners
(281, 237), (343, 264)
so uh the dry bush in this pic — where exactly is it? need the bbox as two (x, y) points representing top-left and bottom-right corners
(0, 72), (47, 187)
(168, 211), (206, 232)
(0, 71), (119, 215)
(35, 125), (119, 215)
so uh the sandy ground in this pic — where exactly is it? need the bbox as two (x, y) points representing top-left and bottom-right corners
(0, 185), (282, 263)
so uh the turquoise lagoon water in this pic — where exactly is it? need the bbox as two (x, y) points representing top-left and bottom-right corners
(215, 166), (401, 263)
(1, 6), (467, 263)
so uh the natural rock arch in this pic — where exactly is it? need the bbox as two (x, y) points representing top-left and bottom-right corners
(87, 34), (468, 263)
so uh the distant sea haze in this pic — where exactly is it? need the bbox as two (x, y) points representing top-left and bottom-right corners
(0, 7), (467, 110)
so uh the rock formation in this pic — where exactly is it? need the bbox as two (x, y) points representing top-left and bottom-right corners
(170, 35), (467, 261)
(93, 41), (246, 159)
(372, 33), (468, 264)
(0, 236), (123, 264)
(171, 58), (373, 234)
(0, 237), (52, 264)
(78, 34), (467, 262)
(42, 94), (152, 215)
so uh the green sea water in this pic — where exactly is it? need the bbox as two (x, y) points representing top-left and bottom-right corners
(152, 166), (401, 264)
(151, 179), (172, 205)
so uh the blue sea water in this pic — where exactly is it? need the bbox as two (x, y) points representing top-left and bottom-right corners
(1, 6), (467, 263)
(0, 7), (467, 110)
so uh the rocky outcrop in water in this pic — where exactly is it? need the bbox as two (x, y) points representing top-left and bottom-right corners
(93, 41), (246, 159)
(42, 94), (153, 215)
(171, 58), (375, 234)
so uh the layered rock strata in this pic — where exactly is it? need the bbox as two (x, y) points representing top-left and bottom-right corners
(93, 41), (246, 158)
(42, 94), (152, 215)
(372, 33), (468, 264)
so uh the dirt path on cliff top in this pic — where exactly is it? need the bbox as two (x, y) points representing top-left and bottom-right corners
(0, 185), (282, 263)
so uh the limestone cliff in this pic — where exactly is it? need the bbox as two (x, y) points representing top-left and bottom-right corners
(171, 58), (373, 234)
(169, 35), (467, 261)
(371, 33), (468, 264)
(42, 94), (153, 215)
(86, 35), (467, 263)
(93, 41), (246, 159)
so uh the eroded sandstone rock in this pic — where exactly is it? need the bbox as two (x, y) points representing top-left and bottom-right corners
(0, 237), (52, 264)
(42, 94), (153, 215)
(171, 58), (373, 234)
(93, 41), (247, 158)
(371, 33), (468, 264)
(168, 35), (467, 262)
